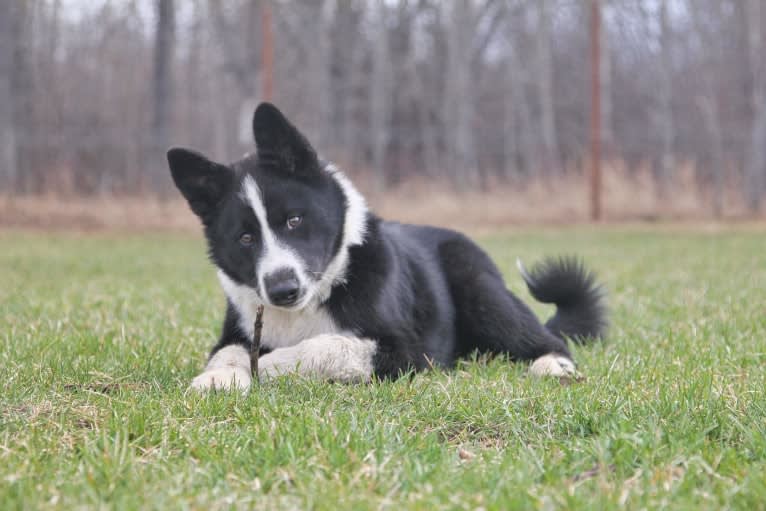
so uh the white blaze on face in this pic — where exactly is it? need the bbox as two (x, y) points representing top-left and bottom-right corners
(235, 165), (368, 311)
(241, 175), (308, 306)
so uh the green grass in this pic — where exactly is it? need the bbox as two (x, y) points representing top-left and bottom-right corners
(1, 226), (765, 510)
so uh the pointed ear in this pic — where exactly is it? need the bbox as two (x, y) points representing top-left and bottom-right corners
(252, 103), (318, 174)
(167, 148), (234, 221)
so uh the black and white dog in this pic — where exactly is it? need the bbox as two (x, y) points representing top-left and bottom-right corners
(167, 103), (606, 391)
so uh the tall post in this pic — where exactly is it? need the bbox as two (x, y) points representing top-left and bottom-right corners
(261, 1), (274, 102)
(590, 0), (602, 221)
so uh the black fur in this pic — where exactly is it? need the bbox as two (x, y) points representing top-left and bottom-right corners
(520, 257), (608, 343)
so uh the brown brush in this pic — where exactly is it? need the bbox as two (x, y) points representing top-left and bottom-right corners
(250, 305), (265, 380)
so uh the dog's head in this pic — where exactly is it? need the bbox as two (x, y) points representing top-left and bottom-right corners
(167, 103), (367, 310)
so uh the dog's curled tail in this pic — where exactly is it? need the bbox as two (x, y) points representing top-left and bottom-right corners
(517, 256), (607, 344)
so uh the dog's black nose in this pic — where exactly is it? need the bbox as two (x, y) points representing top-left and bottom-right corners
(264, 269), (301, 306)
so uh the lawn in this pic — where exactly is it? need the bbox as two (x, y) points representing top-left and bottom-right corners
(1, 226), (765, 510)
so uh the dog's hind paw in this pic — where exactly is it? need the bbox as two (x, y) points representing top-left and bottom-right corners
(190, 367), (251, 392)
(529, 354), (577, 377)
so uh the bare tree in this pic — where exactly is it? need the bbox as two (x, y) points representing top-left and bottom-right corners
(308, 0), (336, 149)
(208, 0), (260, 98)
(536, 0), (559, 174)
(0, 1), (19, 189)
(600, 0), (614, 154)
(151, 0), (176, 191)
(691, 2), (725, 218)
(341, 39), (366, 169)
(504, 14), (536, 179)
(745, 0), (765, 212)
(370, 0), (391, 190)
(208, 0), (261, 150)
(411, 0), (444, 177)
(444, 0), (477, 187)
(656, 0), (675, 194)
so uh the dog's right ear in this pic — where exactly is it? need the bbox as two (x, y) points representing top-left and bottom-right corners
(167, 148), (234, 222)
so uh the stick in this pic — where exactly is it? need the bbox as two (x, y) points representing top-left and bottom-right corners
(250, 305), (265, 380)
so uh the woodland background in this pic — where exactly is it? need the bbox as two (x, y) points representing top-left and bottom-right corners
(1, 0), (765, 223)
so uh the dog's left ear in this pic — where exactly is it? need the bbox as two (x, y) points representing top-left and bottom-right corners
(252, 102), (319, 175)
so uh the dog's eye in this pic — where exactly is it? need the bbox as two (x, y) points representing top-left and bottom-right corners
(286, 215), (302, 230)
(239, 233), (254, 246)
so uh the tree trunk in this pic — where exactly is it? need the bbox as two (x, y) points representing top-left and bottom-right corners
(691, 4), (725, 219)
(6, 0), (32, 192)
(503, 56), (520, 180)
(505, 36), (536, 181)
(745, 0), (765, 213)
(0, 0), (19, 190)
(342, 41), (365, 169)
(151, 0), (176, 193)
(600, 0), (614, 154)
(444, 0), (477, 188)
(305, 0), (335, 149)
(656, 0), (675, 194)
(506, 14), (537, 180)
(370, 0), (391, 191)
(536, 0), (559, 175)
(208, 0), (259, 98)
(698, 96), (725, 219)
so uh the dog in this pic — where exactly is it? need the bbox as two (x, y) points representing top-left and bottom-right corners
(167, 103), (607, 391)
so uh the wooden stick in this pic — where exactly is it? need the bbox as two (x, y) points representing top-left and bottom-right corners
(250, 305), (264, 379)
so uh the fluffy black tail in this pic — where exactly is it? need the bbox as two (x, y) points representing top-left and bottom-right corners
(517, 256), (607, 344)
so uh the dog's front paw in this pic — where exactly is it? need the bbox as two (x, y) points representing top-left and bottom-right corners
(190, 366), (251, 392)
(529, 354), (577, 377)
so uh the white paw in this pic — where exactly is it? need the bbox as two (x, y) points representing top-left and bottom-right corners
(529, 354), (577, 377)
(190, 366), (252, 392)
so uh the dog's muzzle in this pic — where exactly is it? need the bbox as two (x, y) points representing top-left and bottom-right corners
(263, 268), (301, 307)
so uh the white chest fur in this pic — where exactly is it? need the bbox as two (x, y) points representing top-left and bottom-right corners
(253, 305), (340, 350)
(217, 269), (341, 349)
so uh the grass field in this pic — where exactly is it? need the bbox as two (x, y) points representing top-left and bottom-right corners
(1, 226), (765, 510)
